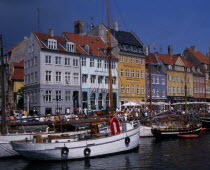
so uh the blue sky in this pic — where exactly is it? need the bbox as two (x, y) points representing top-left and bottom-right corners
(1, 0), (210, 55)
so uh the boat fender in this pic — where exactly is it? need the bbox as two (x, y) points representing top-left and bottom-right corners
(84, 147), (91, 157)
(125, 137), (130, 146)
(61, 147), (69, 156)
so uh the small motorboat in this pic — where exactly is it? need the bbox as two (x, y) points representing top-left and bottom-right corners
(177, 134), (199, 138)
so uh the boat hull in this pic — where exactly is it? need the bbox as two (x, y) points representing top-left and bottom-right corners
(11, 127), (140, 161)
(200, 117), (210, 129)
(140, 125), (153, 137)
(151, 126), (202, 139)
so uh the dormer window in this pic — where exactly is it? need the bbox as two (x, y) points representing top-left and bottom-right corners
(48, 39), (57, 50)
(81, 45), (89, 53)
(66, 42), (75, 52)
(168, 65), (172, 70)
(204, 64), (208, 70)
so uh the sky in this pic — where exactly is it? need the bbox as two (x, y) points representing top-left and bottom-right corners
(1, 0), (210, 55)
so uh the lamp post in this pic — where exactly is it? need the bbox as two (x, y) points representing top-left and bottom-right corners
(53, 97), (63, 114)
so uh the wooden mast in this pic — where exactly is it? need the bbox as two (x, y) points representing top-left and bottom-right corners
(0, 34), (7, 134)
(106, 0), (114, 116)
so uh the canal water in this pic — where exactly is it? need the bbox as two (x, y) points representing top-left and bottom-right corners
(1, 131), (210, 170)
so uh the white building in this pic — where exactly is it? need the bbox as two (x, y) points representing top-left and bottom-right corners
(24, 29), (81, 115)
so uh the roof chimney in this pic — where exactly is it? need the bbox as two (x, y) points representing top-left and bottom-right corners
(168, 45), (173, 56)
(74, 20), (84, 35)
(49, 29), (54, 37)
(114, 21), (118, 31)
(191, 45), (197, 52)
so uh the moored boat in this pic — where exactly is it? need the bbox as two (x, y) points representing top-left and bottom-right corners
(177, 134), (199, 138)
(11, 119), (140, 161)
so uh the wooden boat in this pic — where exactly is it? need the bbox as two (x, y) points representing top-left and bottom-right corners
(11, 119), (140, 161)
(151, 113), (202, 139)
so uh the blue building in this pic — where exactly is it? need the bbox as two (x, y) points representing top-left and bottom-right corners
(146, 53), (167, 104)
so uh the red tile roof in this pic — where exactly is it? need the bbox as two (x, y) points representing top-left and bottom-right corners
(12, 68), (24, 80)
(146, 53), (158, 63)
(156, 53), (178, 65)
(63, 32), (117, 58)
(181, 58), (194, 68)
(33, 32), (67, 52)
(187, 48), (209, 64)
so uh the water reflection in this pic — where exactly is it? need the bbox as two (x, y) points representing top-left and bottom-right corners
(22, 150), (140, 170)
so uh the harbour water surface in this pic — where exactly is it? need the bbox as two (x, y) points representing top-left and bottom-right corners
(1, 131), (210, 170)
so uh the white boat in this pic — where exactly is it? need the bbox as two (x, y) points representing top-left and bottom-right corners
(0, 129), (92, 157)
(11, 120), (140, 161)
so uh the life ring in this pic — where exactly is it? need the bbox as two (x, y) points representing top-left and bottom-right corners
(84, 147), (91, 157)
(110, 117), (121, 135)
(125, 137), (130, 146)
(61, 147), (69, 156)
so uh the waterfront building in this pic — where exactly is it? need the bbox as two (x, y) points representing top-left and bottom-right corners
(24, 30), (81, 115)
(63, 22), (118, 111)
(88, 22), (146, 109)
(146, 53), (167, 103)
(157, 46), (193, 103)
(2, 38), (28, 110)
(183, 46), (209, 101)
(191, 65), (205, 102)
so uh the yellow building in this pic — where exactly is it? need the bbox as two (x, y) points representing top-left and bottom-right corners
(158, 53), (193, 103)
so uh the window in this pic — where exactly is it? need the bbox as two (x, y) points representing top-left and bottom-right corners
(31, 58), (34, 66)
(56, 90), (62, 100)
(34, 56), (37, 65)
(136, 58), (140, 64)
(111, 62), (116, 69)
(81, 58), (86, 66)
(31, 73), (34, 84)
(98, 76), (103, 84)
(45, 55), (51, 64)
(131, 70), (135, 78)
(73, 59), (78, 67)
(147, 89), (150, 97)
(55, 56), (61, 65)
(104, 60), (108, 69)
(136, 71), (140, 78)
(120, 55), (124, 62)
(152, 77), (155, 84)
(65, 90), (71, 102)
(156, 77), (159, 84)
(73, 73), (79, 84)
(141, 86), (145, 94)
(141, 59), (144, 65)
(65, 58), (70, 66)
(121, 85), (124, 93)
(112, 77), (116, 85)
(131, 57), (134, 64)
(45, 90), (52, 102)
(66, 42), (75, 52)
(162, 78), (165, 85)
(90, 75), (96, 83)
(97, 59), (102, 68)
(120, 69), (124, 77)
(168, 65), (172, 70)
(48, 39), (57, 50)
(126, 56), (129, 63)
(105, 76), (109, 84)
(65, 72), (71, 84)
(136, 85), (140, 94)
(34, 72), (38, 83)
(131, 85), (135, 94)
(126, 69), (129, 77)
(82, 74), (88, 83)
(126, 85), (130, 93)
(90, 59), (94, 67)
(141, 71), (145, 78)
(46, 71), (52, 82)
(152, 89), (155, 97)
(98, 93), (103, 109)
(91, 93), (96, 109)
(55, 72), (61, 82)
(162, 90), (165, 97)
(156, 90), (159, 97)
